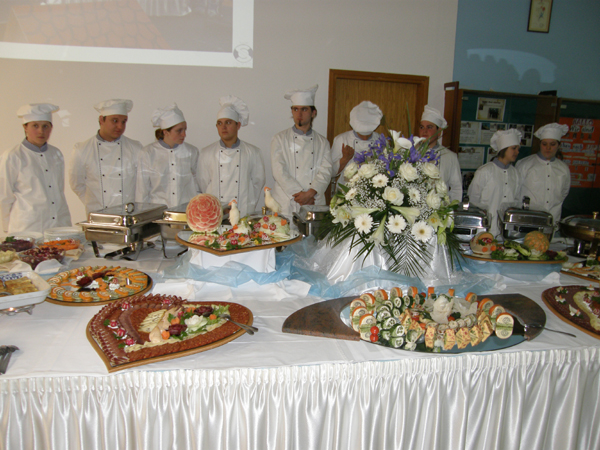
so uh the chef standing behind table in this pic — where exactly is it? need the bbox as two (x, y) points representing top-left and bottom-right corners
(136, 103), (200, 208)
(467, 128), (522, 239)
(0, 103), (72, 235)
(330, 101), (383, 196)
(419, 105), (463, 203)
(516, 123), (570, 227)
(270, 84), (332, 217)
(198, 96), (265, 217)
(69, 99), (142, 214)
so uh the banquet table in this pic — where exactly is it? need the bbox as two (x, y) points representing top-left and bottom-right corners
(1, 244), (599, 450)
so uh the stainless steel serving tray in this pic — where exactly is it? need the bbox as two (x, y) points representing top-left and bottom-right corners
(451, 202), (489, 241)
(502, 207), (554, 240)
(293, 205), (330, 237)
(559, 213), (600, 257)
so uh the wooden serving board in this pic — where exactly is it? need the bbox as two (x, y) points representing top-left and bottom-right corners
(282, 293), (546, 342)
(176, 232), (302, 256)
(542, 286), (600, 340)
(46, 280), (152, 306)
(87, 309), (253, 373)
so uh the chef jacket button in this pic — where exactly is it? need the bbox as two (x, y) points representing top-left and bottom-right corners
(235, 181), (238, 183)
(119, 190), (121, 192)
(118, 158), (120, 160)
(46, 169), (48, 172)
(103, 174), (105, 177)
(237, 165), (239, 167)
(173, 178), (175, 180)
(52, 217), (55, 219)
(104, 190), (107, 193)
(100, 158), (103, 161)
(49, 185), (51, 188)
(221, 180), (223, 182)
(52, 202), (54, 204)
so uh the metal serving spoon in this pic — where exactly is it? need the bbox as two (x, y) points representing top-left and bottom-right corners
(220, 314), (258, 335)
(514, 314), (576, 338)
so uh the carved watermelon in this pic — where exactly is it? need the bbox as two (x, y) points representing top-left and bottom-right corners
(186, 194), (223, 232)
(523, 231), (549, 253)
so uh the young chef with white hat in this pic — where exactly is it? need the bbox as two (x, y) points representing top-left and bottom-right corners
(330, 101), (383, 194)
(467, 128), (522, 238)
(270, 84), (332, 216)
(516, 123), (570, 225)
(69, 99), (142, 213)
(419, 105), (463, 202)
(136, 103), (200, 208)
(198, 96), (265, 217)
(0, 103), (72, 234)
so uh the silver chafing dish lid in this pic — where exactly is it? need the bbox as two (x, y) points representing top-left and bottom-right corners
(83, 202), (168, 227)
(451, 201), (489, 228)
(503, 207), (553, 227)
(561, 215), (600, 231)
(295, 205), (330, 222)
(160, 203), (188, 223)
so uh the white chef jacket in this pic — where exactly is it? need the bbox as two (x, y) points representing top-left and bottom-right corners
(70, 134), (142, 214)
(331, 130), (380, 187)
(271, 126), (333, 217)
(136, 140), (200, 208)
(0, 140), (72, 234)
(433, 145), (463, 203)
(198, 139), (266, 217)
(516, 153), (570, 225)
(467, 160), (521, 238)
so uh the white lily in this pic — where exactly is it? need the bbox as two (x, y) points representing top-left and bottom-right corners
(368, 218), (386, 246)
(350, 207), (378, 218)
(390, 206), (420, 225)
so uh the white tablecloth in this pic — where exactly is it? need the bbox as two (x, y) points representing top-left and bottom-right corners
(1, 246), (599, 450)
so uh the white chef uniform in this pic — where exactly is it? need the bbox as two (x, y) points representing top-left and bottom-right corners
(271, 126), (333, 216)
(0, 140), (72, 234)
(467, 160), (521, 238)
(331, 130), (380, 187)
(136, 140), (200, 208)
(198, 139), (266, 217)
(70, 134), (142, 214)
(432, 144), (463, 203)
(516, 152), (570, 224)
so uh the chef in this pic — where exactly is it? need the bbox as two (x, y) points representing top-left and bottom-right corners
(467, 128), (522, 238)
(0, 103), (72, 234)
(419, 106), (463, 202)
(69, 99), (142, 214)
(136, 103), (200, 208)
(330, 101), (382, 194)
(516, 123), (570, 225)
(270, 84), (332, 216)
(198, 96), (265, 217)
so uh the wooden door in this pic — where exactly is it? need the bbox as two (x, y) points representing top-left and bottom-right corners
(327, 69), (429, 144)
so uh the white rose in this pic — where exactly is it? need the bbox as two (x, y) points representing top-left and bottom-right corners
(422, 162), (440, 179)
(426, 190), (442, 209)
(345, 188), (357, 201)
(348, 173), (361, 186)
(382, 187), (404, 206)
(358, 163), (378, 179)
(344, 161), (358, 179)
(435, 179), (448, 195)
(398, 163), (418, 182)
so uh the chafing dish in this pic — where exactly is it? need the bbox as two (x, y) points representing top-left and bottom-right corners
(78, 202), (167, 260)
(451, 200), (489, 242)
(293, 205), (330, 237)
(559, 212), (600, 258)
(502, 197), (553, 241)
(153, 203), (190, 258)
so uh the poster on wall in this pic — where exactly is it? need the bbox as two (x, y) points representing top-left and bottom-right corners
(507, 124), (534, 147)
(476, 98), (506, 122)
(480, 122), (507, 145)
(457, 146), (485, 169)
(559, 117), (600, 188)
(459, 121), (480, 144)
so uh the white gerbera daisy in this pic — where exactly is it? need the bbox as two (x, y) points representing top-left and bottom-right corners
(387, 215), (407, 234)
(408, 188), (421, 203)
(411, 221), (434, 242)
(354, 213), (373, 234)
(345, 188), (357, 201)
(371, 174), (389, 188)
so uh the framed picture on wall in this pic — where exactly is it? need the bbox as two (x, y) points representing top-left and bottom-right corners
(528, 0), (553, 33)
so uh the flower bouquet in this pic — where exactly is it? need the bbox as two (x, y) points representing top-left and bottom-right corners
(319, 131), (461, 277)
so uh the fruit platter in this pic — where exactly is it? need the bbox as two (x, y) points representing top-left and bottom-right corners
(86, 294), (253, 372)
(542, 285), (600, 339)
(561, 261), (600, 284)
(464, 230), (567, 264)
(46, 265), (152, 306)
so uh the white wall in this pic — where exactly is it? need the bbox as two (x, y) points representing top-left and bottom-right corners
(0, 0), (458, 225)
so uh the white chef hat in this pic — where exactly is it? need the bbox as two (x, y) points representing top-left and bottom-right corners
(17, 103), (59, 124)
(284, 84), (318, 106)
(534, 123), (569, 141)
(421, 105), (447, 129)
(94, 99), (133, 116)
(490, 128), (523, 151)
(217, 95), (249, 127)
(349, 101), (383, 134)
(151, 103), (185, 129)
